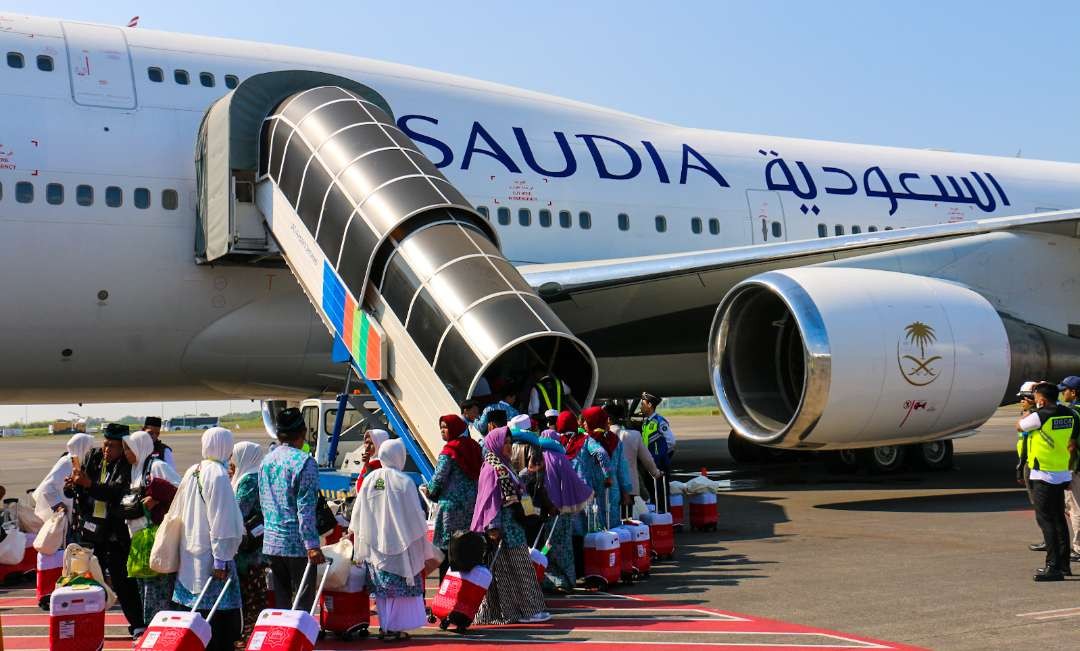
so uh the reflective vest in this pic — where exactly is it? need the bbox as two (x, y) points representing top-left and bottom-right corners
(535, 376), (563, 411)
(1028, 411), (1076, 472)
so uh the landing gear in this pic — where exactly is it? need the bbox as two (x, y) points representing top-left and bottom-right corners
(727, 430), (767, 463)
(856, 445), (907, 473)
(909, 440), (954, 470)
(823, 449), (859, 474)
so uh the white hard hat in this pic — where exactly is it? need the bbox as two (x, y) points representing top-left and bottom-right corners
(544, 409), (559, 419)
(1017, 381), (1038, 396)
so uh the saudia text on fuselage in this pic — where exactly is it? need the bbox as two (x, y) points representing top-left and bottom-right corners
(398, 115), (1011, 216)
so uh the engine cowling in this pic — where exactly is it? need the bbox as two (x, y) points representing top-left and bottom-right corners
(708, 268), (1011, 449)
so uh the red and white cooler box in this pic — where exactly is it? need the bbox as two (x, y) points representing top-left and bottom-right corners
(622, 519), (651, 575)
(319, 564), (369, 638)
(669, 492), (685, 528)
(614, 525), (634, 581)
(583, 529), (620, 585)
(641, 510), (675, 559)
(529, 547), (548, 583)
(246, 609), (320, 651)
(138, 611), (212, 651)
(431, 565), (493, 624)
(49, 584), (106, 651)
(0, 533), (36, 584)
(689, 492), (718, 530)
(36, 549), (64, 607)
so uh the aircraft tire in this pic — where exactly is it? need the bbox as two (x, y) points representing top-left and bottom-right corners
(727, 431), (766, 463)
(909, 440), (954, 471)
(856, 445), (907, 474)
(823, 449), (859, 474)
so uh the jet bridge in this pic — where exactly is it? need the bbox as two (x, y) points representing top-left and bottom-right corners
(196, 71), (597, 477)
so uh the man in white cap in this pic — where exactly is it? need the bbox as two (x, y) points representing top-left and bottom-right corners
(543, 409), (559, 432)
(1015, 381), (1044, 551)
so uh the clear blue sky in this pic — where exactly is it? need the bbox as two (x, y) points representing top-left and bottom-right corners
(2, 0), (1077, 423)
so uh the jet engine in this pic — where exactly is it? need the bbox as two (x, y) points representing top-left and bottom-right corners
(708, 268), (1012, 449)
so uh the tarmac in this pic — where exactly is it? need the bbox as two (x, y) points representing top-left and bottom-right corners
(1, 407), (1075, 650)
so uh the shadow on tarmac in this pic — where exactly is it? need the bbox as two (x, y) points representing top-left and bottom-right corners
(814, 488), (1029, 513)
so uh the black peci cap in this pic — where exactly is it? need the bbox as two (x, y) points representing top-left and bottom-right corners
(103, 423), (130, 440)
(276, 407), (306, 436)
(144, 416), (162, 428)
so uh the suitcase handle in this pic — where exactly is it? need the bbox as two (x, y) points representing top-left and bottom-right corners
(652, 474), (668, 514)
(540, 514), (559, 553)
(293, 557), (334, 615)
(190, 574), (232, 618)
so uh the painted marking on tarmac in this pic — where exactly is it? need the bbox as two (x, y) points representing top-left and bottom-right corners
(1017, 605), (1080, 620)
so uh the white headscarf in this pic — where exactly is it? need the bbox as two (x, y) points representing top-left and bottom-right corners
(368, 429), (390, 458)
(230, 441), (264, 491)
(32, 434), (96, 521)
(177, 427), (245, 594)
(124, 431), (181, 489)
(350, 439), (430, 585)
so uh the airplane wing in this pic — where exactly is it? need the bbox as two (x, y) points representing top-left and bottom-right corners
(521, 209), (1080, 362)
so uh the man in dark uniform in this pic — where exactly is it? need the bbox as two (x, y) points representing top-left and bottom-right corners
(66, 423), (144, 636)
(143, 416), (174, 468)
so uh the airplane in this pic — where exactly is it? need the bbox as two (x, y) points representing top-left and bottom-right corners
(2, 13), (1078, 474)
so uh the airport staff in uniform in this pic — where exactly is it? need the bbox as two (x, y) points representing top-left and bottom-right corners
(143, 416), (174, 468)
(1014, 382), (1046, 552)
(1058, 376), (1080, 562)
(528, 368), (577, 415)
(640, 392), (673, 511)
(1017, 382), (1079, 581)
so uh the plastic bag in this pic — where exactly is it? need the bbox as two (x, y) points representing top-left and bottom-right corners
(320, 538), (353, 590)
(33, 510), (66, 555)
(631, 496), (649, 519)
(127, 524), (159, 579)
(681, 475), (720, 495)
(0, 525), (25, 564)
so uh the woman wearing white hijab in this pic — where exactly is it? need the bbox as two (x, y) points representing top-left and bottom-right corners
(229, 441), (265, 643)
(171, 428), (245, 651)
(122, 431), (181, 625)
(351, 439), (436, 642)
(32, 433), (95, 523)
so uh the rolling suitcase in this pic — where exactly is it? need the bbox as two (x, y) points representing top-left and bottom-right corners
(621, 519), (651, 576)
(613, 523), (635, 583)
(583, 499), (620, 589)
(36, 549), (65, 610)
(0, 529), (36, 585)
(137, 575), (233, 651)
(669, 492), (685, 530)
(49, 584), (107, 651)
(319, 563), (369, 640)
(432, 542), (500, 633)
(245, 559), (332, 651)
(689, 492), (718, 531)
(641, 476), (675, 560)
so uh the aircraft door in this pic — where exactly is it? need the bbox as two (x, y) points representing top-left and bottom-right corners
(746, 190), (787, 244)
(61, 22), (137, 109)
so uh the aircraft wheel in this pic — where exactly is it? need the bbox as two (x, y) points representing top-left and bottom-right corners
(823, 449), (859, 474)
(909, 440), (954, 471)
(857, 445), (907, 474)
(727, 431), (766, 463)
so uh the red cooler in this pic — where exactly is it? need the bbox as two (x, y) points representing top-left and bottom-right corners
(689, 492), (718, 531)
(583, 529), (620, 587)
(246, 559), (331, 651)
(529, 547), (548, 583)
(0, 534), (36, 584)
(614, 525), (634, 582)
(642, 511), (675, 559)
(36, 549), (64, 609)
(431, 565), (493, 632)
(138, 612), (211, 651)
(622, 519), (651, 575)
(669, 493), (685, 529)
(319, 564), (369, 640)
(49, 584), (106, 651)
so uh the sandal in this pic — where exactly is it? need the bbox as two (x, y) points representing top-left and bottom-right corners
(379, 631), (410, 643)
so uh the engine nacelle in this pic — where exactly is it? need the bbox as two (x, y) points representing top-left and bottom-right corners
(708, 268), (1011, 449)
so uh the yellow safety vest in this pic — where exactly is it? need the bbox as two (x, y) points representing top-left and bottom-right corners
(1028, 412), (1075, 472)
(642, 417), (658, 447)
(535, 378), (562, 411)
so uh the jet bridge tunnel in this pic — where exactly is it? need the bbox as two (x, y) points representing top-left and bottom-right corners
(196, 71), (597, 475)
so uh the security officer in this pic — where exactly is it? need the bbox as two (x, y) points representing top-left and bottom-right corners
(1014, 382), (1044, 552)
(641, 391), (673, 511)
(66, 423), (144, 634)
(143, 416), (174, 468)
(1017, 382), (1079, 581)
(1059, 376), (1080, 562)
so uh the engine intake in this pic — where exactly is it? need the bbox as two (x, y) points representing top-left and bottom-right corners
(709, 268), (1011, 449)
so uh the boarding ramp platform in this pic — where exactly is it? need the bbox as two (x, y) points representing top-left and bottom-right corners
(196, 72), (597, 477)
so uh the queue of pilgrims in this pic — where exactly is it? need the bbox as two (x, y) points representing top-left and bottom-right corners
(18, 385), (677, 649)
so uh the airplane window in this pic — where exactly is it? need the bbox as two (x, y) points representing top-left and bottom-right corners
(579, 211), (592, 229)
(7, 52), (24, 69)
(835, 224), (845, 236)
(46, 183), (63, 206)
(851, 225), (862, 234)
(105, 186), (123, 208)
(817, 223), (827, 238)
(15, 181), (33, 203)
(497, 207), (510, 225)
(655, 215), (667, 233)
(559, 210), (572, 228)
(691, 217), (702, 234)
(0, 181), (3, 201)
(771, 221), (782, 238)
(199, 72), (215, 88)
(476, 205), (489, 219)
(868, 225), (878, 232)
(224, 75), (239, 89)
(162, 189), (179, 210)
(77, 185), (93, 206)
(174, 69), (189, 85)
(518, 208), (531, 227)
(539, 209), (552, 227)
(36, 55), (53, 72)
(709, 218), (720, 235)
(134, 188), (151, 209)
(147, 67), (164, 82)
(618, 213), (630, 231)
(884, 226), (894, 231)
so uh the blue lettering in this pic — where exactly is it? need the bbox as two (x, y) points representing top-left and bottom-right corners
(462, 122), (522, 173)
(396, 114), (453, 169)
(513, 127), (577, 178)
(680, 144), (729, 187)
(575, 134), (642, 180)
(641, 140), (670, 184)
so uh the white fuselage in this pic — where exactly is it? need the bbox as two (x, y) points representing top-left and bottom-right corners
(1, 13), (1079, 403)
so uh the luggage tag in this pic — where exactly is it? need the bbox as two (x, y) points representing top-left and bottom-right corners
(520, 495), (537, 517)
(83, 520), (97, 533)
(127, 516), (148, 536)
(92, 500), (107, 519)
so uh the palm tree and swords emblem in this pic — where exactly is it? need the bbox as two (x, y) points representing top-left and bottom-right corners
(897, 321), (942, 386)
